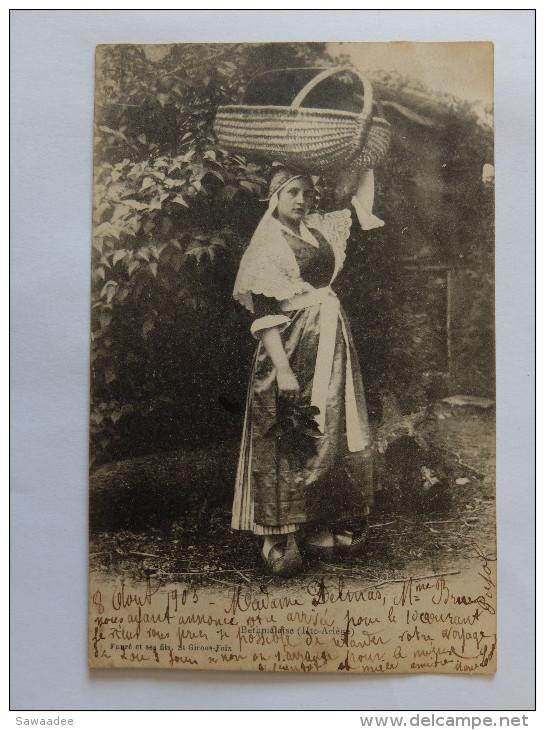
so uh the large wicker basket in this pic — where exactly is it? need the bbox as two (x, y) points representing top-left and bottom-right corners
(213, 66), (390, 176)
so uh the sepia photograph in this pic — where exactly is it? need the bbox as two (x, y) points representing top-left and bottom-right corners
(88, 41), (496, 673)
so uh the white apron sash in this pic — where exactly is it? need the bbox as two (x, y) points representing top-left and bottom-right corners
(281, 286), (366, 452)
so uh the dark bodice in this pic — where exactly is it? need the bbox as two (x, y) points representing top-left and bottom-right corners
(284, 226), (335, 289)
(252, 226), (335, 318)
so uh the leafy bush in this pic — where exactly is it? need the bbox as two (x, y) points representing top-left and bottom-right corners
(90, 43), (328, 464)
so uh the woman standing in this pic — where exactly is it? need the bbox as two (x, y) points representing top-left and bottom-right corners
(231, 166), (383, 576)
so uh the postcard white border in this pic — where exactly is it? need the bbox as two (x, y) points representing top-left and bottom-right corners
(10, 9), (535, 710)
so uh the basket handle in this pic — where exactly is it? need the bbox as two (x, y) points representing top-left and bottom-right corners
(290, 66), (373, 117)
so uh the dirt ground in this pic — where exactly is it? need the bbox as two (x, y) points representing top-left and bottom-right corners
(89, 404), (495, 591)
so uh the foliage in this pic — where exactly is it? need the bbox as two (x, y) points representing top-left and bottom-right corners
(91, 43), (327, 464)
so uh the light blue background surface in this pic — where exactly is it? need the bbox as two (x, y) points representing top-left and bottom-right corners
(11, 10), (535, 711)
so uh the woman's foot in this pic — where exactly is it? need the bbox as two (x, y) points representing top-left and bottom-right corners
(261, 534), (302, 577)
(302, 526), (341, 560)
(303, 524), (369, 560)
(344, 525), (369, 556)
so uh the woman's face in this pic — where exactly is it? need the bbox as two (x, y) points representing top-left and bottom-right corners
(275, 177), (314, 228)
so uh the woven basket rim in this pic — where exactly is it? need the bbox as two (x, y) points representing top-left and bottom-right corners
(216, 104), (367, 121)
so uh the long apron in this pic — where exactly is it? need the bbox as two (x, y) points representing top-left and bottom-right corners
(231, 286), (374, 535)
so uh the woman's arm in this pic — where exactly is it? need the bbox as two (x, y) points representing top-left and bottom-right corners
(260, 327), (300, 398)
(350, 169), (384, 230)
(250, 294), (299, 397)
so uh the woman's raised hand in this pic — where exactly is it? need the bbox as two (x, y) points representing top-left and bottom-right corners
(276, 367), (300, 400)
(334, 165), (360, 198)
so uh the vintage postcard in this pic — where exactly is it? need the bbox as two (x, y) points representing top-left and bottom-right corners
(89, 41), (496, 673)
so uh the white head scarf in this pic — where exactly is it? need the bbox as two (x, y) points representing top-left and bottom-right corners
(254, 171), (321, 248)
(232, 171), (317, 312)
